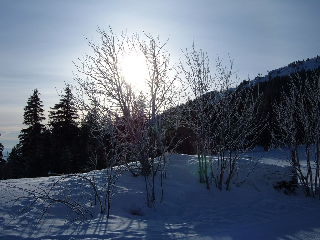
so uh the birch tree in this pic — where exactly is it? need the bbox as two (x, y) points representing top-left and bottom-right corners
(136, 33), (179, 204)
(180, 47), (263, 190)
(211, 58), (263, 190)
(73, 27), (179, 209)
(274, 70), (320, 197)
(179, 43), (214, 189)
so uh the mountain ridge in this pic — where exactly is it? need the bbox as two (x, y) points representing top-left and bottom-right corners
(246, 55), (320, 86)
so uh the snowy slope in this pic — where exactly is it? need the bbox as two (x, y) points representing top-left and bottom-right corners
(1, 149), (320, 239)
(249, 56), (320, 86)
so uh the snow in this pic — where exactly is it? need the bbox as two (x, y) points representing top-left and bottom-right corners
(1, 149), (320, 239)
(248, 56), (320, 86)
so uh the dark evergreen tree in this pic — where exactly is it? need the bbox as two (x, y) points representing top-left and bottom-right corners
(80, 110), (111, 170)
(0, 141), (3, 159)
(6, 145), (23, 179)
(0, 141), (6, 179)
(19, 89), (46, 177)
(41, 128), (54, 175)
(49, 85), (81, 174)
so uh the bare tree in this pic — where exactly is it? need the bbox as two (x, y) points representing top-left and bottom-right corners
(273, 70), (320, 197)
(212, 58), (263, 190)
(136, 33), (179, 205)
(73, 27), (179, 208)
(180, 46), (263, 190)
(179, 43), (214, 189)
(82, 104), (127, 218)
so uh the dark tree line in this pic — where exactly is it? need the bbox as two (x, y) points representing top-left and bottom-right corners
(1, 86), (110, 179)
(0, 141), (5, 179)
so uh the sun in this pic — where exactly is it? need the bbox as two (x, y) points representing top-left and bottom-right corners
(120, 51), (149, 92)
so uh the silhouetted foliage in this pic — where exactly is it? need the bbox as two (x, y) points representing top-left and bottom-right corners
(18, 89), (47, 177)
(0, 142), (6, 179)
(6, 145), (24, 179)
(48, 85), (82, 174)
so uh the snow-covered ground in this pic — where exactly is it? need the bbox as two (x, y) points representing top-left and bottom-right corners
(1, 148), (320, 240)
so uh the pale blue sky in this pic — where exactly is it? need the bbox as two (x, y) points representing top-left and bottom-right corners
(1, 0), (320, 148)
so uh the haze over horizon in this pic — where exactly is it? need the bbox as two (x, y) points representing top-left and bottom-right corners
(1, 0), (320, 149)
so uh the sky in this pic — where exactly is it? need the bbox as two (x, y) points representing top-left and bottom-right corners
(1, 0), (320, 149)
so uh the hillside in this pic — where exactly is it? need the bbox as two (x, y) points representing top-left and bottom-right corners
(1, 148), (320, 239)
(249, 56), (320, 86)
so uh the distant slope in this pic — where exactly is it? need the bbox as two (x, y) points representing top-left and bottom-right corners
(249, 55), (320, 86)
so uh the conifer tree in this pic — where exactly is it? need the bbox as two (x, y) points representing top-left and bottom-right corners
(19, 89), (46, 177)
(0, 141), (4, 161)
(0, 141), (6, 179)
(49, 85), (80, 173)
(80, 110), (109, 171)
(5, 145), (23, 179)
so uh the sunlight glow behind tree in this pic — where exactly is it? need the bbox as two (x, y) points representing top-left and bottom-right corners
(120, 50), (149, 93)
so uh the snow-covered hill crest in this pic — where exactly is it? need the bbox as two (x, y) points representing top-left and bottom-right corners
(250, 56), (320, 86)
